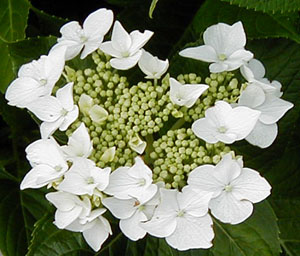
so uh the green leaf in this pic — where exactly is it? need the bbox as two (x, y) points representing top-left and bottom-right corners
(0, 40), (14, 93)
(0, 0), (30, 42)
(212, 201), (280, 256)
(220, 0), (300, 13)
(270, 199), (300, 256)
(149, 0), (159, 18)
(26, 214), (94, 256)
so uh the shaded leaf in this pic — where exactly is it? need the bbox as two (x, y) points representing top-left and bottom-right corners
(0, 0), (30, 42)
(0, 40), (14, 93)
(220, 0), (300, 13)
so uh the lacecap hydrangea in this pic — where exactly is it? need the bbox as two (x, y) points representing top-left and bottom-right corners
(5, 8), (293, 252)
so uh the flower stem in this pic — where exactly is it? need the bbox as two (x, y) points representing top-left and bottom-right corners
(171, 118), (186, 130)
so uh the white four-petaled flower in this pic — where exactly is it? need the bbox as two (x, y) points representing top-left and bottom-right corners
(100, 21), (153, 70)
(188, 153), (271, 224)
(179, 21), (253, 73)
(21, 138), (68, 190)
(5, 47), (66, 108)
(138, 50), (169, 79)
(52, 8), (114, 60)
(192, 100), (261, 144)
(27, 82), (79, 138)
(141, 187), (214, 251)
(169, 77), (209, 108)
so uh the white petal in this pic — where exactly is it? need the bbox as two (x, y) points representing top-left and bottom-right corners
(179, 45), (218, 62)
(238, 84), (265, 109)
(226, 106), (261, 140)
(78, 94), (93, 116)
(56, 83), (74, 111)
(83, 8), (113, 39)
(120, 210), (147, 241)
(129, 30), (154, 53)
(59, 21), (82, 41)
(83, 217), (111, 251)
(209, 192), (253, 224)
(55, 207), (82, 229)
(166, 214), (214, 250)
(80, 37), (103, 59)
(20, 165), (58, 189)
(101, 147), (116, 163)
(93, 167), (111, 191)
(52, 40), (83, 61)
(102, 197), (137, 219)
(225, 49), (253, 71)
(59, 106), (79, 131)
(140, 189), (178, 237)
(188, 165), (223, 197)
(209, 62), (229, 73)
(44, 46), (66, 88)
(191, 118), (219, 143)
(61, 122), (93, 159)
(246, 121), (278, 148)
(256, 95), (293, 124)
(89, 105), (108, 124)
(204, 21), (246, 56)
(231, 168), (271, 203)
(111, 21), (132, 53)
(40, 118), (64, 139)
(25, 138), (67, 169)
(99, 42), (122, 58)
(178, 186), (212, 217)
(110, 51), (142, 70)
(129, 134), (147, 154)
(5, 77), (47, 108)
(248, 59), (265, 79)
(27, 96), (62, 122)
(18, 57), (45, 78)
(213, 153), (242, 185)
(240, 64), (254, 82)
(46, 191), (77, 211)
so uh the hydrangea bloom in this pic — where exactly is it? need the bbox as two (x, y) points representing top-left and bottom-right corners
(179, 21), (253, 73)
(7, 10), (293, 252)
(188, 153), (271, 224)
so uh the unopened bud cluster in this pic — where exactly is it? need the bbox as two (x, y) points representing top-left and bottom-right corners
(150, 128), (232, 189)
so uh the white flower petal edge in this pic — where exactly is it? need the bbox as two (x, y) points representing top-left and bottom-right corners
(51, 8), (113, 60)
(100, 21), (153, 70)
(192, 100), (261, 144)
(188, 153), (271, 224)
(169, 77), (209, 108)
(5, 46), (66, 108)
(179, 21), (253, 73)
(138, 50), (169, 79)
(61, 122), (93, 160)
(141, 187), (214, 250)
(104, 156), (157, 201)
(21, 138), (68, 190)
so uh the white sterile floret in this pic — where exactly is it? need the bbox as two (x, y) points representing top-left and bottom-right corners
(169, 77), (209, 108)
(141, 187), (214, 251)
(100, 21), (153, 70)
(129, 133), (147, 154)
(65, 208), (112, 251)
(61, 122), (93, 160)
(5, 47), (66, 108)
(102, 183), (161, 241)
(179, 21), (253, 73)
(238, 84), (293, 148)
(58, 158), (111, 196)
(138, 50), (169, 79)
(188, 153), (271, 224)
(20, 138), (68, 190)
(51, 8), (113, 60)
(27, 82), (79, 139)
(46, 191), (91, 229)
(104, 156), (157, 202)
(240, 59), (283, 96)
(192, 100), (261, 144)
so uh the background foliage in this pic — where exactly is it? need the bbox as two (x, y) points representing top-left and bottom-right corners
(0, 0), (300, 255)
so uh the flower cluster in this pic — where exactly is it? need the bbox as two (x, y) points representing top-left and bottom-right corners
(5, 8), (293, 252)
